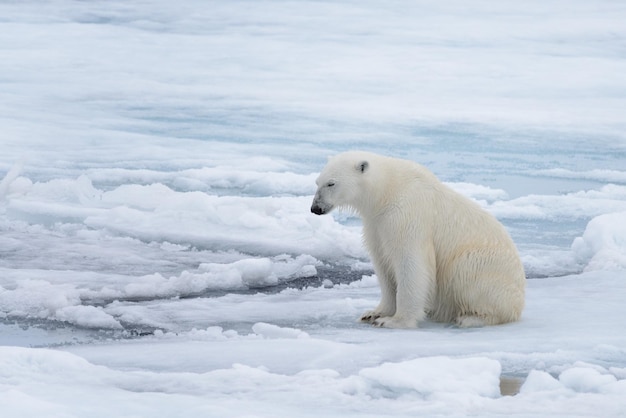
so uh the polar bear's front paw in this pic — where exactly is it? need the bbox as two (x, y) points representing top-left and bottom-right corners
(359, 310), (382, 323)
(373, 316), (417, 329)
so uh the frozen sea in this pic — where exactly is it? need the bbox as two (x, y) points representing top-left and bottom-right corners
(1, 1), (626, 417)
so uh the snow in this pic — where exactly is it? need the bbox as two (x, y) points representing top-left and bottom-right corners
(1, 0), (626, 416)
(572, 211), (626, 271)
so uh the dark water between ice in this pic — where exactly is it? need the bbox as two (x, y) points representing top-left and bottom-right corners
(0, 265), (366, 347)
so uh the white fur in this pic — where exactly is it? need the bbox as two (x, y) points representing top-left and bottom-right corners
(311, 151), (525, 329)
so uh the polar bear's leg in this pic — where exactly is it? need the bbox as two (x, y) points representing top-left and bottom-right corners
(449, 251), (525, 327)
(360, 261), (396, 323)
(374, 244), (435, 329)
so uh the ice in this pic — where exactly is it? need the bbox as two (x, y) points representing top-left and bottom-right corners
(521, 370), (564, 394)
(252, 322), (311, 339)
(572, 211), (626, 271)
(2, 0), (626, 416)
(359, 356), (502, 398)
(516, 369), (626, 417)
(55, 305), (123, 330)
(535, 168), (626, 185)
(4, 174), (365, 261)
(488, 185), (626, 221)
(3, 332), (626, 417)
(0, 279), (81, 318)
(0, 255), (320, 330)
(559, 366), (618, 393)
(120, 255), (319, 299)
(0, 163), (23, 200)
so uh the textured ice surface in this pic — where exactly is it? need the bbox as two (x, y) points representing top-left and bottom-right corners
(1, 1), (626, 416)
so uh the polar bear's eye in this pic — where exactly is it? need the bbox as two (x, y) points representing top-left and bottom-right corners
(326, 181), (336, 188)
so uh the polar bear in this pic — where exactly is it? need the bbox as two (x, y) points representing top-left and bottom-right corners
(311, 151), (525, 328)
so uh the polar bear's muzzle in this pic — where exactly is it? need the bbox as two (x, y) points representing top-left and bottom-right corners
(310, 195), (333, 215)
(311, 202), (329, 215)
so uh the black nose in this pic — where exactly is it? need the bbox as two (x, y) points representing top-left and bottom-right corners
(311, 205), (324, 215)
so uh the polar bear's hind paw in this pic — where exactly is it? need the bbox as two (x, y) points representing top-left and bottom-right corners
(372, 316), (417, 329)
(455, 315), (486, 328)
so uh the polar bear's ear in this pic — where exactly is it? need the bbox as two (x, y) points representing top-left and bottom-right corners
(357, 161), (369, 173)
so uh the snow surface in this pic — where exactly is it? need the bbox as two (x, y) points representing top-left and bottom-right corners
(1, 1), (626, 417)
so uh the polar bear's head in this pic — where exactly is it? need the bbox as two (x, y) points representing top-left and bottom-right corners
(310, 151), (371, 215)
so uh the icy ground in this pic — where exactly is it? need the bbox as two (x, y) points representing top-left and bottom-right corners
(1, 1), (626, 417)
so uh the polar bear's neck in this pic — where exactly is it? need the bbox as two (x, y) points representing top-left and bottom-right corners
(354, 161), (439, 219)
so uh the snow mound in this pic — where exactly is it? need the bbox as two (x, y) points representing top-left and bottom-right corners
(252, 322), (310, 339)
(5, 175), (366, 261)
(0, 279), (121, 329)
(447, 182), (508, 202)
(572, 211), (626, 271)
(360, 356), (502, 398)
(123, 254), (319, 298)
(0, 255), (319, 329)
(522, 365), (626, 396)
(55, 306), (122, 330)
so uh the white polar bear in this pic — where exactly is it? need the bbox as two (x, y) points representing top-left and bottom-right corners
(311, 151), (525, 328)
